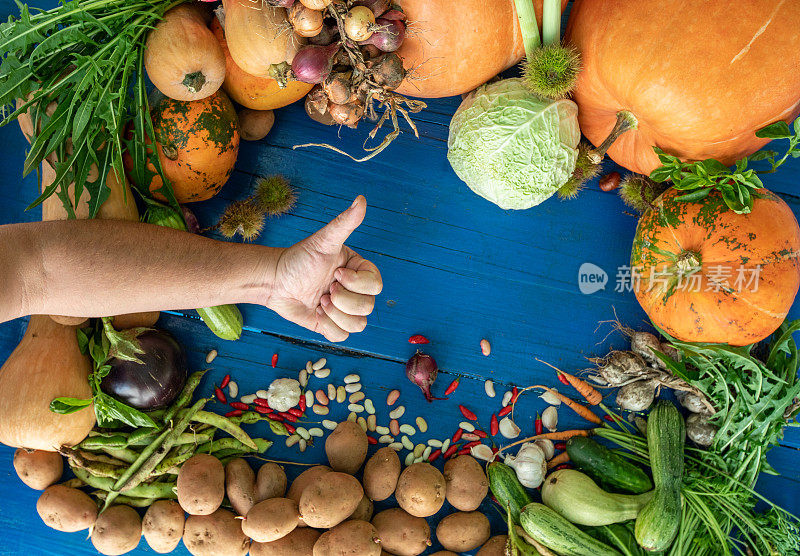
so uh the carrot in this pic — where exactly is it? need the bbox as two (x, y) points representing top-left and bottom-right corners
(546, 451), (571, 469)
(495, 429), (592, 457)
(533, 385), (603, 425)
(536, 358), (603, 405)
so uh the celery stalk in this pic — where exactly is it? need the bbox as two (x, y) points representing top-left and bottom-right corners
(542, 0), (561, 46)
(513, 0), (541, 59)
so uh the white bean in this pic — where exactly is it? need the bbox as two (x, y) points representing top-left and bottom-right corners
(347, 412), (357, 422)
(348, 404), (365, 413)
(304, 391), (314, 409)
(404, 452), (415, 466)
(441, 439), (450, 453)
(312, 404), (329, 416)
(314, 368), (331, 379)
(484, 379), (496, 398)
(388, 442), (403, 451)
(389, 406), (405, 420)
(386, 390), (400, 406)
(307, 428), (324, 437)
(285, 435), (300, 447)
(305, 361), (313, 374)
(327, 384), (337, 400)
(344, 373), (360, 384)
(345, 383), (362, 394)
(501, 390), (513, 407)
(399, 424), (416, 436)
(349, 392), (365, 403)
(315, 390), (329, 405)
(295, 427), (310, 440)
(228, 381), (238, 399)
(427, 439), (442, 448)
(298, 369), (308, 387)
(322, 420), (338, 430)
(413, 444), (425, 458)
(423, 446), (432, 460)
(375, 426), (390, 435)
(379, 435), (394, 444)
(413, 456), (423, 464)
(401, 436), (414, 451)
(415, 417), (428, 433)
(256, 389), (268, 399)
(240, 394), (257, 404)
(459, 421), (475, 432)
(357, 417), (368, 432)
(336, 386), (346, 403)
(299, 439), (307, 452)
(364, 399), (375, 415)
(367, 415), (377, 431)
(205, 350), (217, 363)
(312, 358), (327, 370)
(480, 338), (491, 356)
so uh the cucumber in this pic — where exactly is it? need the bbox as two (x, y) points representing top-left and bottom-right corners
(541, 469), (652, 526)
(634, 400), (684, 552)
(567, 436), (653, 494)
(520, 503), (622, 556)
(487, 461), (534, 524)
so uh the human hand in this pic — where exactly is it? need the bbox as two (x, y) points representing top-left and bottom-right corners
(266, 196), (383, 342)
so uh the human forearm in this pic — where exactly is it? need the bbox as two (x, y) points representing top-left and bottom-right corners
(2, 220), (280, 322)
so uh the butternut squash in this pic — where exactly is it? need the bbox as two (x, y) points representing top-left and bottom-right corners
(145, 4), (226, 101)
(0, 315), (95, 451)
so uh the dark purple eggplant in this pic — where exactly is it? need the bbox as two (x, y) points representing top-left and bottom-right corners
(102, 329), (188, 410)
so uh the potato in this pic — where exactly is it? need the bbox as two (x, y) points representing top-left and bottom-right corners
(325, 421), (368, 474)
(256, 462), (287, 502)
(287, 465), (331, 503)
(238, 109), (275, 141)
(395, 463), (446, 518)
(142, 500), (184, 553)
(183, 508), (250, 556)
(348, 494), (373, 522)
(313, 520), (381, 556)
(226, 458), (256, 516)
(476, 535), (509, 556)
(242, 498), (299, 543)
(250, 527), (321, 556)
(436, 511), (491, 552)
(177, 454), (225, 515)
(13, 448), (63, 490)
(371, 508), (431, 556)
(363, 446), (400, 501)
(91, 505), (142, 555)
(36, 484), (97, 532)
(299, 471), (364, 528)
(443, 455), (488, 511)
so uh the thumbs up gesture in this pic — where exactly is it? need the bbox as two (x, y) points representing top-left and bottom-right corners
(265, 196), (383, 342)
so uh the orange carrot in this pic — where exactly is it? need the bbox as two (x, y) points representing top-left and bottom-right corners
(534, 385), (603, 425)
(536, 358), (603, 405)
(496, 429), (592, 457)
(546, 451), (571, 469)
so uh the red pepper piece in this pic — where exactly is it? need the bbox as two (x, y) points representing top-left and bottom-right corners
(554, 442), (566, 451)
(253, 398), (270, 408)
(458, 447), (472, 455)
(490, 414), (499, 436)
(462, 440), (481, 451)
(220, 374), (231, 388)
(287, 408), (303, 417)
(604, 415), (614, 422)
(452, 428), (464, 443)
(271, 353), (278, 368)
(214, 387), (227, 404)
(474, 429), (488, 439)
(367, 435), (378, 445)
(443, 444), (460, 459)
(280, 412), (299, 422)
(428, 449), (442, 462)
(553, 463), (574, 471)
(298, 395), (306, 412)
(284, 423), (296, 435)
(458, 405), (477, 421)
(230, 402), (249, 411)
(444, 378), (460, 396)
(511, 386), (520, 404)
(408, 334), (430, 344)
(254, 405), (271, 415)
(270, 414), (284, 422)
(558, 373), (570, 385)
(225, 410), (242, 417)
(498, 405), (513, 417)
(535, 413), (543, 435)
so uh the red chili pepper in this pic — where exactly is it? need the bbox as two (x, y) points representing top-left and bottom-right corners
(457, 447), (473, 455)
(366, 435), (377, 445)
(408, 334), (430, 344)
(474, 429), (487, 439)
(271, 353), (278, 368)
(298, 395), (306, 412)
(225, 409), (242, 417)
(428, 449), (442, 462)
(270, 414), (284, 422)
(557, 373), (570, 385)
(287, 408), (303, 417)
(284, 423), (296, 435)
(459, 405), (477, 421)
(254, 405), (271, 415)
(444, 378), (460, 396)
(604, 415), (614, 422)
(554, 442), (566, 451)
(254, 398), (270, 408)
(490, 414), (499, 436)
(498, 405), (513, 417)
(443, 444), (460, 459)
(553, 463), (574, 471)
(511, 386), (519, 403)
(220, 374), (231, 388)
(280, 412), (299, 422)
(462, 440), (481, 451)
(535, 413), (543, 435)
(214, 387), (227, 404)
(230, 402), (249, 411)
(452, 428), (464, 443)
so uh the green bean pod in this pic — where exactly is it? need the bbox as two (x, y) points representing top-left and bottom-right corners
(92, 491), (157, 508)
(162, 370), (208, 424)
(99, 447), (139, 464)
(184, 409), (258, 450)
(72, 468), (177, 500)
(79, 435), (129, 450)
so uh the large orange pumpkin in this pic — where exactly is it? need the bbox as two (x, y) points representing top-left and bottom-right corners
(132, 89), (240, 203)
(210, 18), (312, 110)
(566, 0), (800, 175)
(630, 189), (800, 346)
(396, 0), (568, 98)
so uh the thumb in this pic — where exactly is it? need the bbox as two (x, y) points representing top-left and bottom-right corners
(313, 195), (367, 253)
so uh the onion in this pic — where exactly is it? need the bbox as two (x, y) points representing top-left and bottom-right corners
(328, 99), (365, 128)
(291, 42), (339, 84)
(289, 2), (323, 38)
(405, 352), (446, 402)
(299, 0), (330, 8)
(354, 0), (389, 17)
(368, 52), (405, 90)
(344, 6), (375, 42)
(360, 18), (405, 52)
(379, 9), (406, 21)
(322, 72), (353, 104)
(265, 0), (295, 6)
(103, 329), (188, 410)
(308, 23), (339, 46)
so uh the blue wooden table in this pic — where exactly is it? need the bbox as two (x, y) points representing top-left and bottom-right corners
(1, 4), (800, 554)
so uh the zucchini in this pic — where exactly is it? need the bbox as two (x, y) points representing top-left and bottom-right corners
(488, 461), (534, 524)
(566, 436), (653, 494)
(520, 503), (622, 556)
(634, 400), (684, 552)
(541, 469), (652, 526)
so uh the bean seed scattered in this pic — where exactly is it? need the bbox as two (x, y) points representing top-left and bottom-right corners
(228, 381), (239, 399)
(441, 439), (451, 453)
(349, 392), (365, 403)
(312, 358), (327, 370)
(299, 439), (307, 452)
(327, 384), (336, 399)
(314, 368), (331, 379)
(205, 349), (217, 363)
(322, 420), (338, 430)
(347, 412), (357, 422)
(389, 420), (400, 436)
(422, 446), (432, 460)
(484, 379), (496, 398)
(462, 432), (480, 442)
(240, 394), (257, 404)
(389, 442), (403, 451)
(427, 439), (443, 448)
(308, 428), (324, 437)
(389, 406), (405, 420)
(386, 389), (400, 406)
(480, 338), (491, 356)
(256, 389), (268, 399)
(348, 404), (365, 413)
(413, 456), (423, 464)
(459, 421), (476, 432)
(315, 390), (329, 405)
(404, 452), (415, 466)
(344, 383), (362, 393)
(299, 369), (308, 387)
(501, 390), (513, 407)
(412, 444), (424, 458)
(336, 386), (347, 403)
(415, 417), (428, 433)
(401, 436), (414, 450)
(379, 435), (394, 443)
(399, 424), (416, 436)
(344, 373), (361, 384)
(357, 417), (368, 432)
(375, 425), (390, 435)
(296, 427), (311, 440)
(367, 414), (377, 431)
(286, 435), (301, 447)
(304, 391), (314, 409)
(364, 399), (375, 415)
(312, 404), (330, 416)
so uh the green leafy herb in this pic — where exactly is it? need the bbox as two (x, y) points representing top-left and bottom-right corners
(649, 116), (800, 214)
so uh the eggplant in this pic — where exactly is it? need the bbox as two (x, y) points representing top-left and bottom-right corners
(102, 329), (188, 410)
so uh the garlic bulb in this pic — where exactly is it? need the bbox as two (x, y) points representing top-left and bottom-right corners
(542, 406), (558, 432)
(533, 438), (555, 460)
(505, 443), (546, 488)
(539, 388), (561, 405)
(499, 416), (521, 439)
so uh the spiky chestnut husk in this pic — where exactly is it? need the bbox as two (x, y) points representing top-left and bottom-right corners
(254, 175), (297, 216)
(558, 143), (601, 200)
(217, 200), (265, 241)
(523, 43), (582, 100)
(619, 174), (666, 212)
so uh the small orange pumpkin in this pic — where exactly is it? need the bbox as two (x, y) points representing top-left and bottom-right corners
(631, 188), (800, 346)
(130, 89), (240, 203)
(210, 18), (312, 110)
(145, 4), (226, 101)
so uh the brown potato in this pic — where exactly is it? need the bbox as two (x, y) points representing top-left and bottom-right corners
(91, 505), (142, 555)
(177, 454), (225, 515)
(443, 455), (488, 511)
(348, 494), (373, 522)
(250, 527), (321, 556)
(363, 446), (400, 501)
(142, 500), (184, 553)
(395, 463), (446, 518)
(325, 421), (368, 474)
(256, 462), (287, 502)
(436, 511), (491, 552)
(13, 449), (63, 490)
(238, 108), (275, 141)
(371, 508), (431, 556)
(225, 458), (256, 516)
(287, 465), (331, 503)
(242, 498), (299, 543)
(36, 485), (97, 532)
(313, 520), (381, 556)
(476, 535), (509, 556)
(183, 508), (250, 556)
(299, 471), (364, 528)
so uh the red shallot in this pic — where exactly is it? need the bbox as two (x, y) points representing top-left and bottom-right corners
(292, 43), (340, 84)
(405, 351), (445, 402)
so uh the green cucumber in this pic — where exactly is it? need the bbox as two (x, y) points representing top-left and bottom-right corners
(487, 461), (534, 524)
(520, 503), (622, 556)
(566, 436), (653, 494)
(541, 469), (652, 526)
(634, 400), (684, 552)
